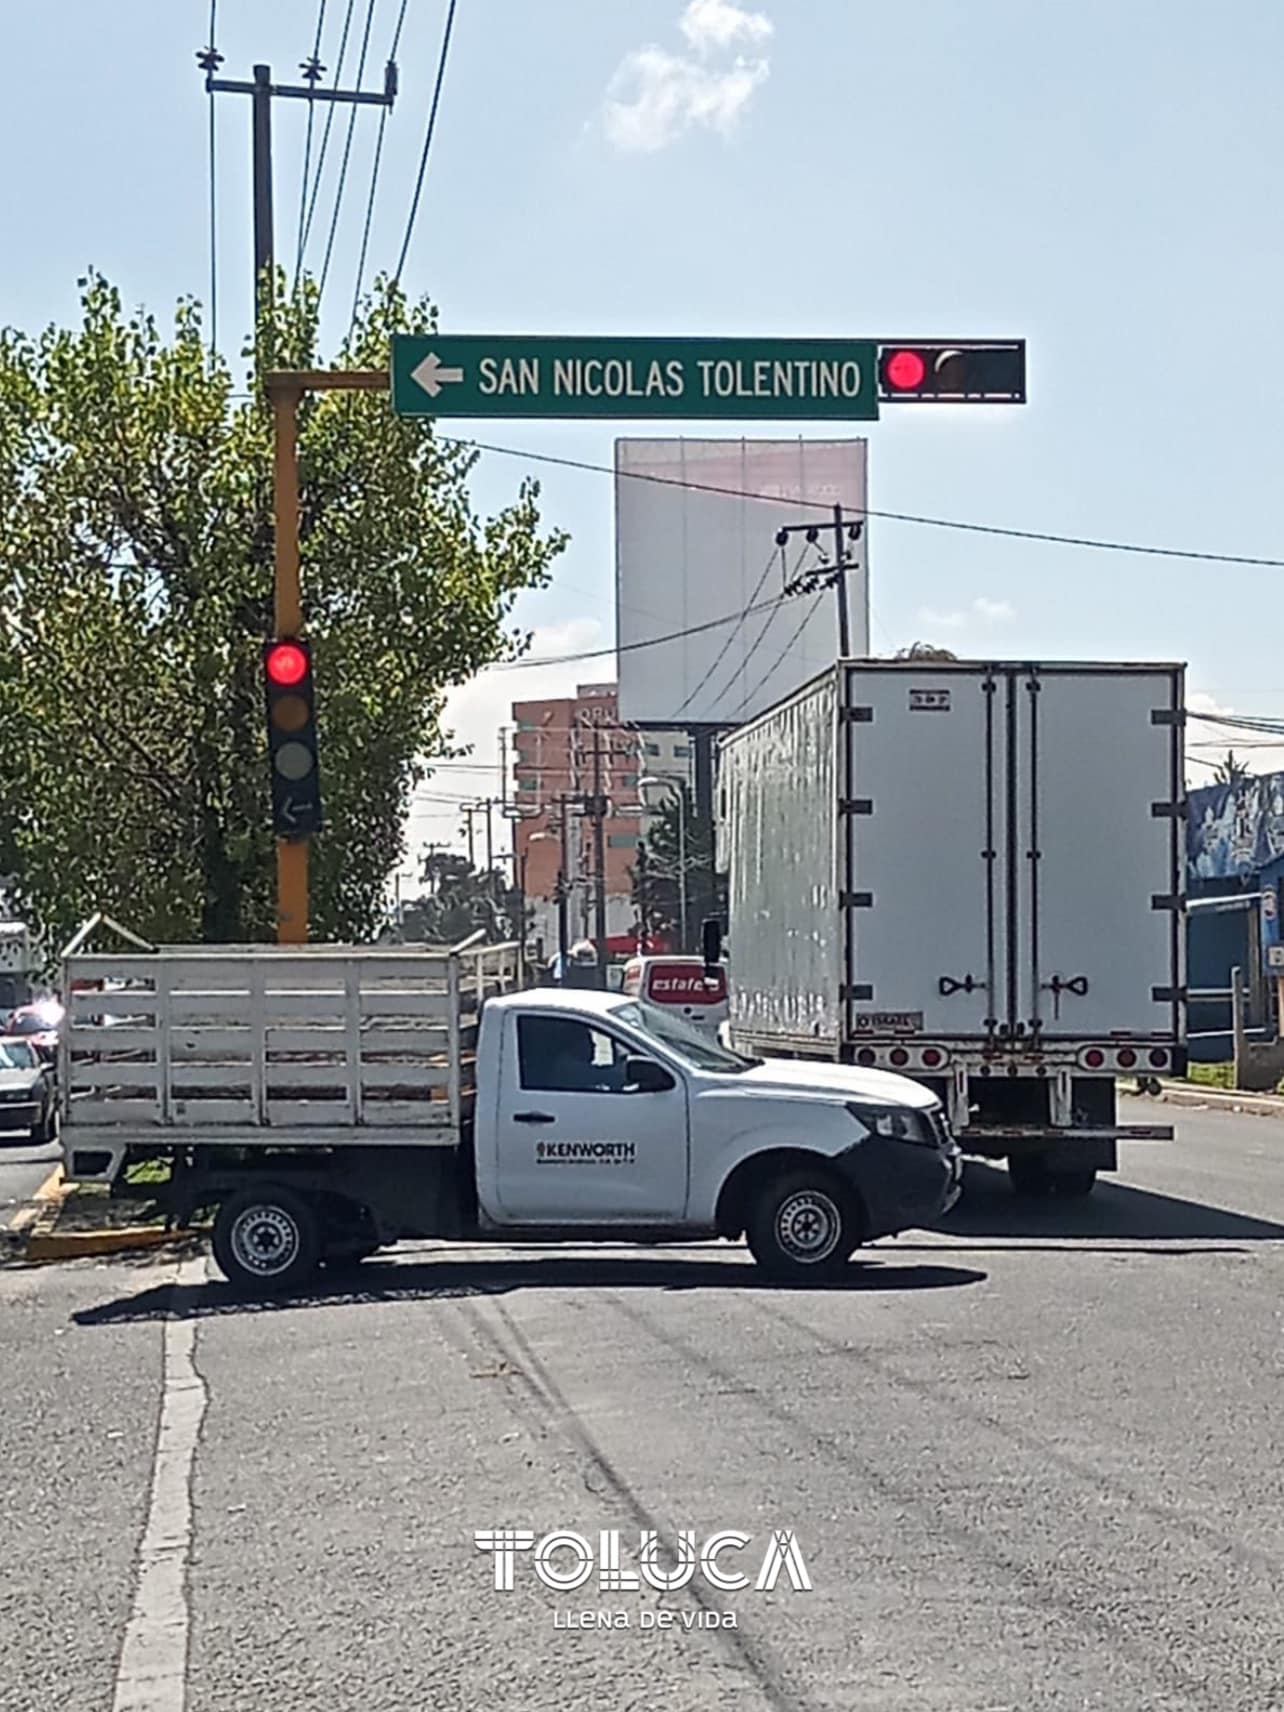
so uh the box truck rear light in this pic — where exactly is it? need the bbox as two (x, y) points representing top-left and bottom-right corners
(1116, 1048), (1137, 1068)
(1148, 1048), (1168, 1069)
(857, 1048), (877, 1066)
(890, 1047), (910, 1067)
(921, 1047), (943, 1068)
(1083, 1048), (1106, 1069)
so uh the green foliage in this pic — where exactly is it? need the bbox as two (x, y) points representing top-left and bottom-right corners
(632, 787), (722, 948)
(0, 272), (565, 947)
(398, 852), (526, 945)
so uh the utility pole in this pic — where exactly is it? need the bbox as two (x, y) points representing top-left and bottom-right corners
(557, 795), (571, 975)
(484, 797), (495, 877)
(202, 53), (398, 310)
(773, 508), (864, 660)
(636, 839), (649, 952)
(462, 804), (477, 869)
(591, 724), (609, 987)
(202, 39), (396, 945)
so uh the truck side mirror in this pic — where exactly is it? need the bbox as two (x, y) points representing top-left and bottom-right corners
(701, 917), (723, 973)
(624, 1055), (675, 1094)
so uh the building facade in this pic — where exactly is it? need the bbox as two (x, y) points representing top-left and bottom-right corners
(510, 684), (693, 960)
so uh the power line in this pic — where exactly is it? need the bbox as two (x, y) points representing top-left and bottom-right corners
(493, 591), (787, 673)
(438, 433), (1284, 569)
(299, 0), (358, 266)
(294, 0), (330, 282)
(671, 543), (779, 719)
(317, 0), (379, 305)
(350, 0), (410, 338)
(393, 0), (458, 283)
(713, 543), (821, 714)
(731, 590), (828, 718)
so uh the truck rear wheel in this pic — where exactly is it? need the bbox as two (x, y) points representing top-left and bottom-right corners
(213, 1187), (321, 1291)
(1008, 1155), (1098, 1199)
(746, 1168), (858, 1283)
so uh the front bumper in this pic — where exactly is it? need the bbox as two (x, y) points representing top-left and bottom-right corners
(838, 1131), (963, 1239)
(0, 1100), (41, 1134)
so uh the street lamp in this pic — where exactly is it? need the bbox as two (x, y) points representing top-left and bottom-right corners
(529, 820), (569, 976)
(637, 775), (688, 952)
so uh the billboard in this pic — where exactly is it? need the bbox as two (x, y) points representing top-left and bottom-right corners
(614, 439), (869, 727)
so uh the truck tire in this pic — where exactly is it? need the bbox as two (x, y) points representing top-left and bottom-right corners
(213, 1187), (321, 1291)
(1008, 1153), (1054, 1197)
(746, 1168), (858, 1283)
(1009, 1155), (1098, 1199)
(1052, 1168), (1097, 1199)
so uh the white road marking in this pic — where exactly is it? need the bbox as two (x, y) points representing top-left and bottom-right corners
(112, 1254), (208, 1712)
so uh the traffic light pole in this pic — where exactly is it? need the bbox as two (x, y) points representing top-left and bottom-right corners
(265, 370), (385, 941)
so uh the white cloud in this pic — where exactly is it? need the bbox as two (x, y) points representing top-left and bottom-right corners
(972, 597), (1015, 625)
(601, 1), (773, 153)
(916, 597), (1016, 631)
(679, 0), (774, 52)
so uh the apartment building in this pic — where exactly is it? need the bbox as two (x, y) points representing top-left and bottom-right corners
(510, 683), (693, 957)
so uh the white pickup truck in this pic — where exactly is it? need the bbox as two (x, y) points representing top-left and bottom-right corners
(59, 939), (961, 1290)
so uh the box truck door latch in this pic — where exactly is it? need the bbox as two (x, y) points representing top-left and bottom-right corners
(939, 973), (986, 996)
(1041, 973), (1089, 1020)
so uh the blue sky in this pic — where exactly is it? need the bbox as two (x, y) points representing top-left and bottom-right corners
(3, 0), (1283, 869)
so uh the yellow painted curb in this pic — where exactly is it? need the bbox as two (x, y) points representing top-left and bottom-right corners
(25, 1225), (184, 1263)
(7, 1166), (69, 1236)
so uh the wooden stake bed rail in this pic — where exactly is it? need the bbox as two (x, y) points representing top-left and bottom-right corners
(59, 942), (521, 1143)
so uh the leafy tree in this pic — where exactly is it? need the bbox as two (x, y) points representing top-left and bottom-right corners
(632, 787), (723, 951)
(0, 271), (565, 948)
(398, 856), (526, 945)
(894, 642), (958, 660)
(1214, 751), (1250, 787)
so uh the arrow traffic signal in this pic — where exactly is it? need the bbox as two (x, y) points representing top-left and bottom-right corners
(264, 638), (322, 839)
(876, 342), (1025, 403)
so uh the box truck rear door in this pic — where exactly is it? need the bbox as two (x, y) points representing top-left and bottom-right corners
(843, 665), (1006, 1041)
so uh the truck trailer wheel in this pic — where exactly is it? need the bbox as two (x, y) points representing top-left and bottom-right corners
(1008, 1155), (1097, 1199)
(213, 1187), (321, 1291)
(746, 1168), (858, 1283)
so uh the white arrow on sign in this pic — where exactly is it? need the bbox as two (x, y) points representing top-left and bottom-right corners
(411, 350), (465, 398)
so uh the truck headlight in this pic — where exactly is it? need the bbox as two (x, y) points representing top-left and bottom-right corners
(846, 1102), (938, 1147)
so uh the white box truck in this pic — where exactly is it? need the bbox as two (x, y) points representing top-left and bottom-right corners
(59, 936), (960, 1288)
(715, 660), (1186, 1196)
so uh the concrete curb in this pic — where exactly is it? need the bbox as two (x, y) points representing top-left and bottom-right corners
(15, 1171), (195, 1264)
(24, 1224), (185, 1263)
(7, 1165), (68, 1236)
(1158, 1082), (1284, 1119)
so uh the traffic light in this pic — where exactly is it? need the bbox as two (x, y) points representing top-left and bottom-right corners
(876, 342), (1025, 403)
(263, 638), (322, 838)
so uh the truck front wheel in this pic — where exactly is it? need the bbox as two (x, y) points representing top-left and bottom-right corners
(746, 1168), (859, 1283)
(213, 1187), (321, 1291)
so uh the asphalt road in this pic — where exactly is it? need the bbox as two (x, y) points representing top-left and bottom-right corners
(0, 1134), (60, 1229)
(3, 1099), (1284, 1711)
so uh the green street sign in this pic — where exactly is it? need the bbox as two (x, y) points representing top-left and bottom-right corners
(390, 335), (880, 421)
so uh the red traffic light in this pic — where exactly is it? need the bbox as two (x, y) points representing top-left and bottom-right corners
(884, 349), (928, 391)
(265, 641), (308, 687)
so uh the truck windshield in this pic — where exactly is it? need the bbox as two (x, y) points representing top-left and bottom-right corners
(611, 1000), (758, 1074)
(0, 1040), (37, 1070)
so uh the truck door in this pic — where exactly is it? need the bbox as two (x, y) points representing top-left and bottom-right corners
(492, 1011), (689, 1223)
(1014, 667), (1182, 1042)
(844, 666), (1009, 1040)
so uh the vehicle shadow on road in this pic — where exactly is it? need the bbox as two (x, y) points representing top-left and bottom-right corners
(72, 1251), (988, 1326)
(914, 1161), (1284, 1248)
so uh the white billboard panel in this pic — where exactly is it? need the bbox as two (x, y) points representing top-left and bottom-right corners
(614, 439), (868, 727)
